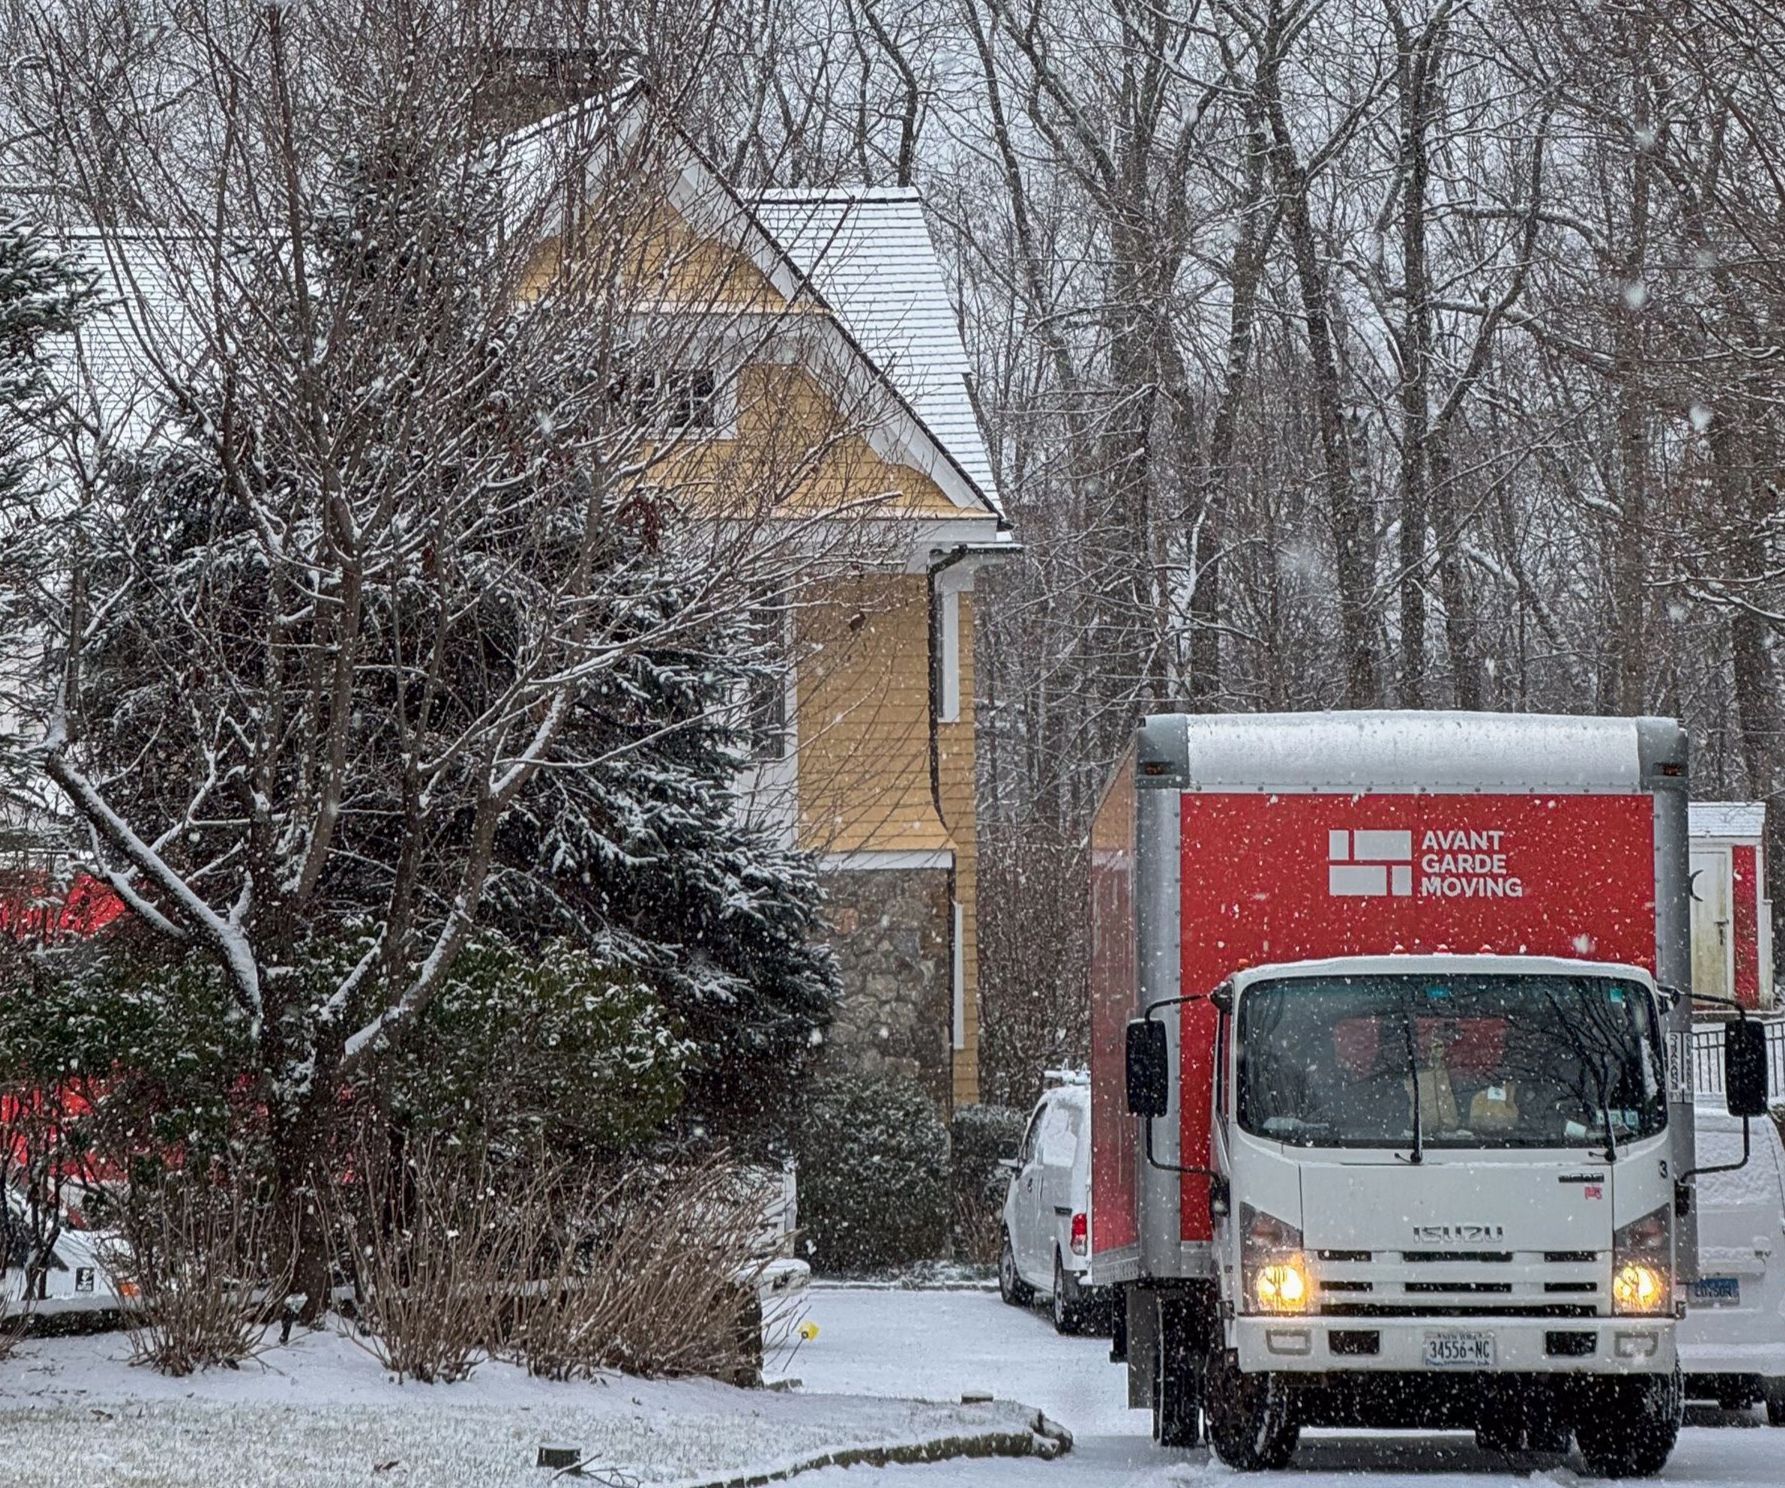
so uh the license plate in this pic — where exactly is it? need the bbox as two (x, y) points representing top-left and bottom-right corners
(1424, 1331), (1495, 1369)
(1690, 1276), (1741, 1306)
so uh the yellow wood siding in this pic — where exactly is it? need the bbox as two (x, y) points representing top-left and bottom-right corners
(523, 195), (798, 312)
(796, 574), (949, 856)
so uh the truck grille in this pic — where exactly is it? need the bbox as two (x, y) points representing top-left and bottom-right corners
(1312, 1249), (1606, 1318)
(1319, 1303), (1597, 1319)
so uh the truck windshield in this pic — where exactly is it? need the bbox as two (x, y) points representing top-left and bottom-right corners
(1235, 973), (1666, 1150)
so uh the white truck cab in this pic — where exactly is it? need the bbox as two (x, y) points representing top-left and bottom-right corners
(1220, 955), (1677, 1384)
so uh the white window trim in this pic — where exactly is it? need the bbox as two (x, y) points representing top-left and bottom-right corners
(937, 585), (961, 724)
(951, 899), (966, 1051)
(819, 848), (954, 871)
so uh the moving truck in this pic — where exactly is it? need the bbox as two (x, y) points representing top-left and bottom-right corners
(1089, 712), (1773, 1475)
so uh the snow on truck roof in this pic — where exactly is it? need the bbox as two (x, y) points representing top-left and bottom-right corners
(1135, 711), (1685, 793)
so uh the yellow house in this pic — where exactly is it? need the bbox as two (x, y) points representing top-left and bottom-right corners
(500, 92), (1015, 1109)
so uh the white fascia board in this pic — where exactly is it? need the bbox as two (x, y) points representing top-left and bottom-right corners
(952, 899), (967, 1051)
(820, 848), (954, 872)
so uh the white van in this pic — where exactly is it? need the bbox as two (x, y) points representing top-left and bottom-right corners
(998, 1078), (1103, 1333)
(1680, 1106), (1785, 1422)
(2, 1189), (130, 1323)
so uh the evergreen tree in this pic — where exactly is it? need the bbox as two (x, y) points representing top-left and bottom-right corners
(0, 220), (93, 505)
(493, 590), (836, 1144)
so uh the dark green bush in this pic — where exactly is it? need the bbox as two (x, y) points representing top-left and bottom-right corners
(795, 1072), (950, 1272)
(950, 1103), (1027, 1262)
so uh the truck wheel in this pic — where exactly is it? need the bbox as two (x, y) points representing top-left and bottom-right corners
(1575, 1370), (1682, 1478)
(1766, 1379), (1785, 1427)
(1152, 1299), (1202, 1448)
(1051, 1255), (1083, 1336)
(998, 1232), (1033, 1307)
(1205, 1348), (1298, 1470)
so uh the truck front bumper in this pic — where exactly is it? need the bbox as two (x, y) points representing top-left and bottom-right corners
(1235, 1315), (1675, 1375)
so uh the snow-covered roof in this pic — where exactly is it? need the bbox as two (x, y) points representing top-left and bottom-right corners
(1689, 801), (1767, 841)
(38, 128), (1012, 535)
(751, 189), (1001, 520)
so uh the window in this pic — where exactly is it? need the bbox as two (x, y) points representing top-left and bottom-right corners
(744, 603), (790, 762)
(1235, 972), (1667, 1151)
(612, 368), (719, 430)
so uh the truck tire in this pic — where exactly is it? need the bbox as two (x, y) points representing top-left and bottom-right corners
(998, 1232), (1033, 1307)
(1051, 1254), (1084, 1335)
(1205, 1347), (1298, 1470)
(1766, 1379), (1785, 1427)
(1152, 1298), (1202, 1448)
(1575, 1370), (1682, 1478)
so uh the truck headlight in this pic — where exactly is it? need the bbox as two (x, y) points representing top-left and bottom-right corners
(1611, 1205), (1672, 1316)
(1242, 1204), (1309, 1315)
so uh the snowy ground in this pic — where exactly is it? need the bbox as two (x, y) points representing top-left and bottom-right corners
(0, 1322), (1044, 1487)
(769, 1285), (1785, 1487)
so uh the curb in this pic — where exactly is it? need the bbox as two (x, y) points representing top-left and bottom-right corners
(670, 1410), (1072, 1487)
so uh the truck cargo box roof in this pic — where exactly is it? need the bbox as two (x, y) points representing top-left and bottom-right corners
(1136, 711), (1683, 793)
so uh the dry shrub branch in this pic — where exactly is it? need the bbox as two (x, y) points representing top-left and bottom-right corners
(103, 1170), (291, 1375)
(339, 1133), (537, 1385)
(514, 1156), (771, 1384)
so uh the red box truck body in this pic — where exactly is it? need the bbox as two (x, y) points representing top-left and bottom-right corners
(1088, 712), (1713, 1476)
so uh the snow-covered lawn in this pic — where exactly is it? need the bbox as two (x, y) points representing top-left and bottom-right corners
(0, 1322), (1048, 1487)
(774, 1285), (1785, 1487)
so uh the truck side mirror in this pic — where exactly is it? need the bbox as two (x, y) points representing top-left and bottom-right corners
(1724, 1019), (1770, 1119)
(1126, 1018), (1169, 1119)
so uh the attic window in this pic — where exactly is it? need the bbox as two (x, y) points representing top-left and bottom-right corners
(612, 368), (719, 430)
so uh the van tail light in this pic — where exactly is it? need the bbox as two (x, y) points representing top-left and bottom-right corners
(1070, 1211), (1088, 1256)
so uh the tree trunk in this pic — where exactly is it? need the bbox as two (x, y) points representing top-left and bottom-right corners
(1262, 60), (1374, 706)
(1394, 15), (1440, 708)
(1610, 32), (1655, 717)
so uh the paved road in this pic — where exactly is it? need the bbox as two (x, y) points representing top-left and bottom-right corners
(769, 1285), (1781, 1487)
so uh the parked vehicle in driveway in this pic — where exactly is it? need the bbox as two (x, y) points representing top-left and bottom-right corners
(1680, 1105), (1785, 1422)
(2, 1188), (130, 1323)
(998, 1076), (1105, 1333)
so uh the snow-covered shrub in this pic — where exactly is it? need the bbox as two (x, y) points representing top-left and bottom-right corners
(375, 938), (692, 1162)
(794, 1073), (950, 1272)
(103, 1168), (289, 1376)
(0, 219), (95, 507)
(514, 1156), (768, 1384)
(950, 1104), (1027, 1264)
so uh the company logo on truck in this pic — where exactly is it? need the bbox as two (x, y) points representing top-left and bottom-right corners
(1327, 829), (1525, 900)
(1411, 1223), (1506, 1244)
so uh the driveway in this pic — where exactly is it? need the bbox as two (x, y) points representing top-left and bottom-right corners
(771, 1285), (1783, 1486)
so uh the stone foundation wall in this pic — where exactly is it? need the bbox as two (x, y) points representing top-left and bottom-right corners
(821, 867), (954, 1111)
